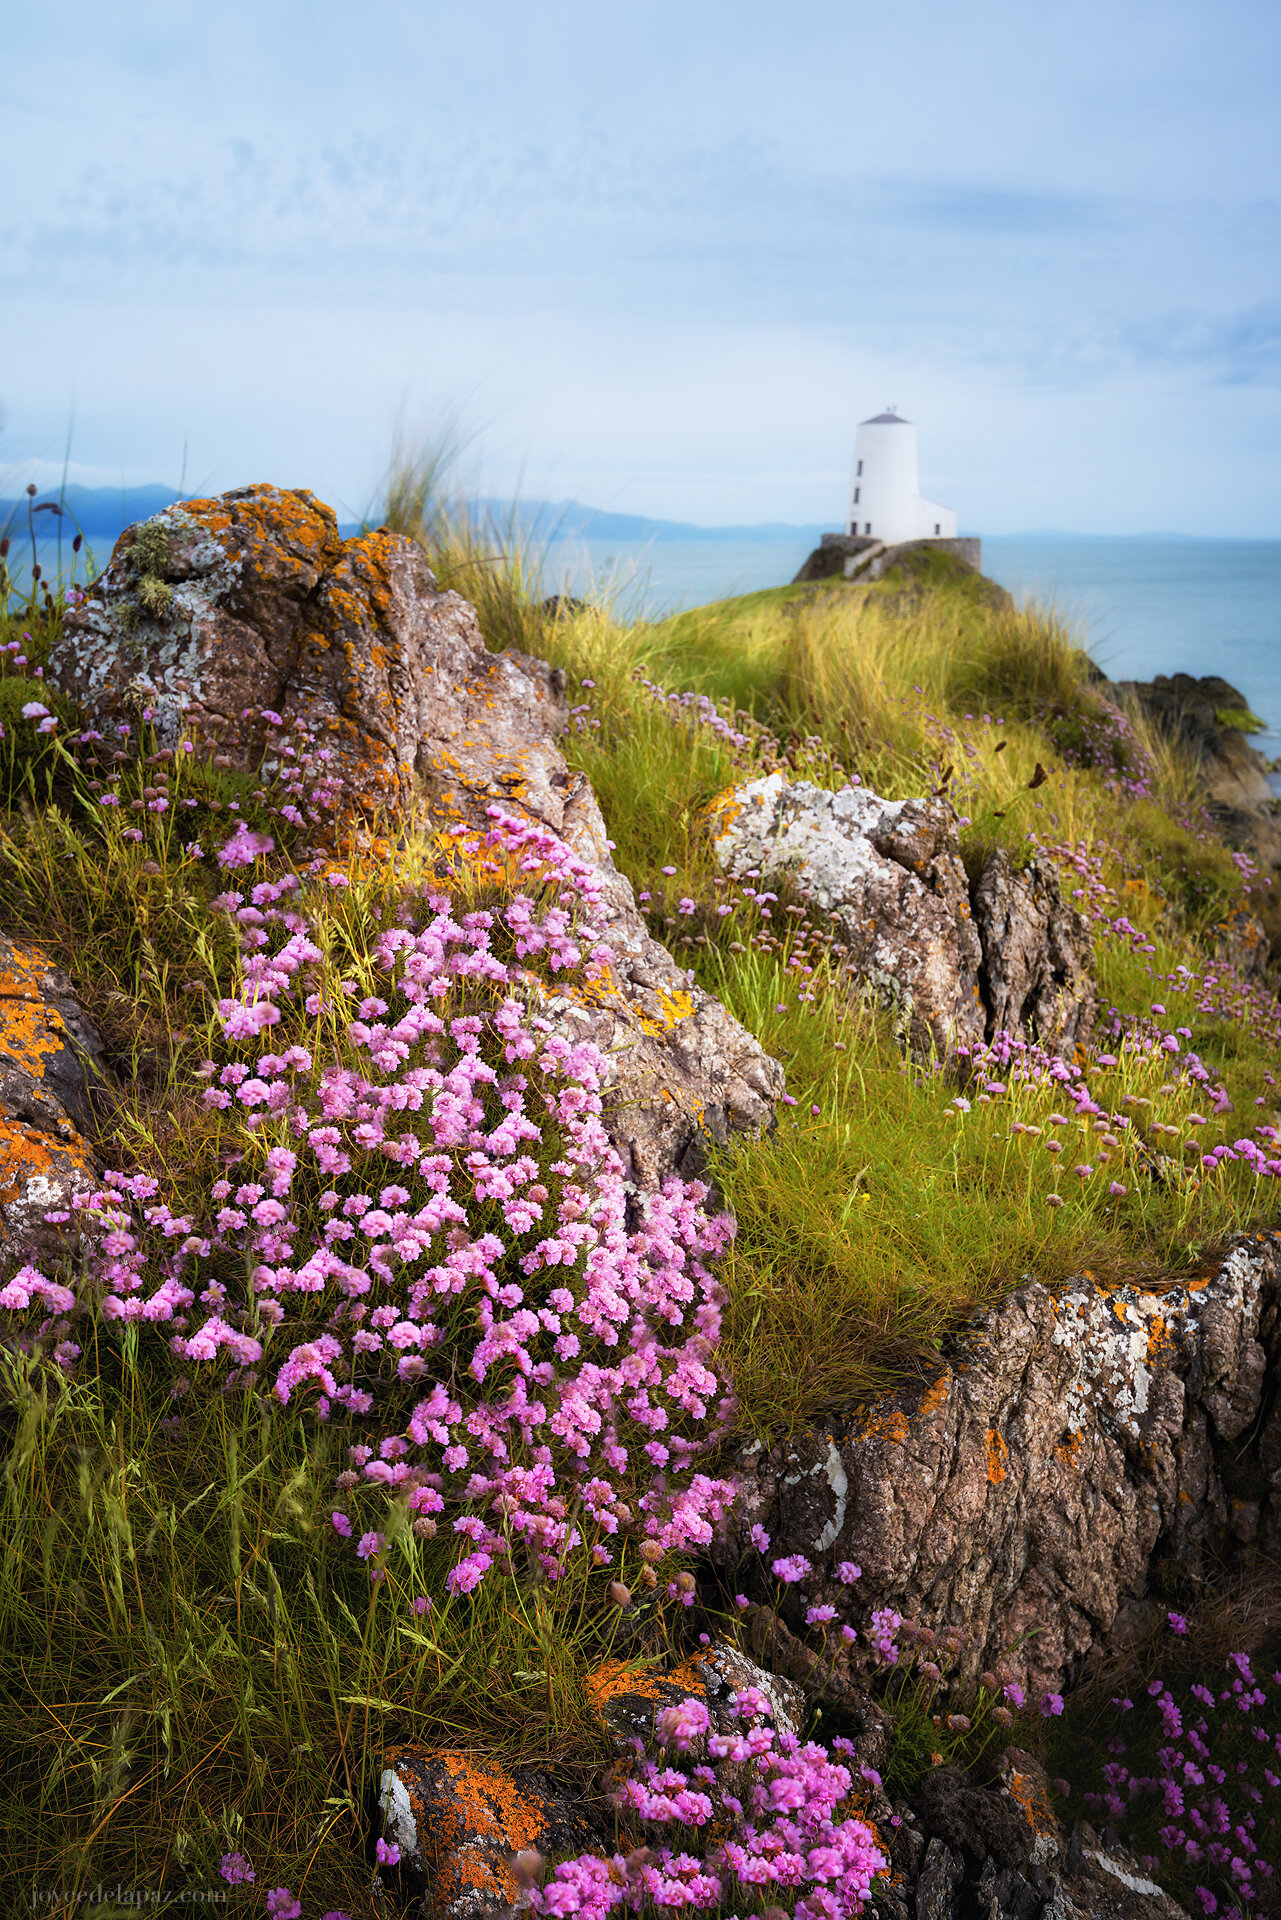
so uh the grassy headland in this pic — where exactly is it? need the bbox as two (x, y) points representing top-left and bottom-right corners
(0, 482), (1277, 1913)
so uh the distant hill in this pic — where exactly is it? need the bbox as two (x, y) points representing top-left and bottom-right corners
(1, 485), (827, 553)
(0, 484), (182, 543)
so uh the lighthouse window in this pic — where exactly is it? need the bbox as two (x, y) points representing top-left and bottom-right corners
(934, 523), (940, 536)
(864, 523), (871, 535)
(853, 487), (860, 504)
(856, 460), (863, 476)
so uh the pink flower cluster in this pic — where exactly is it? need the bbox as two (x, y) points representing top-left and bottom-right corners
(518, 1690), (886, 1918)
(1075, 1629), (1279, 1920)
(5, 809), (741, 1588)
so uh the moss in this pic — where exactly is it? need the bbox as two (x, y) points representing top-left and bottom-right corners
(126, 516), (175, 623)
(1215, 705), (1266, 733)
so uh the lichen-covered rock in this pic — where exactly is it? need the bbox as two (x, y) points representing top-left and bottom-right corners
(377, 1747), (603, 1920)
(972, 849), (1095, 1047)
(0, 934), (103, 1263)
(51, 485), (571, 816)
(52, 486), (784, 1188)
(720, 1235), (1281, 1701)
(585, 1640), (805, 1754)
(709, 774), (985, 1055)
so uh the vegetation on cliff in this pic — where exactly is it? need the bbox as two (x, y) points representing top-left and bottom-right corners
(0, 474), (1276, 1916)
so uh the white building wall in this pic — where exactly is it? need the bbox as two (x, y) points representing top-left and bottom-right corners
(846, 411), (956, 544)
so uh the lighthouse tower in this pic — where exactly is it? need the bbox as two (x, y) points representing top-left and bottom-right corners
(846, 409), (957, 545)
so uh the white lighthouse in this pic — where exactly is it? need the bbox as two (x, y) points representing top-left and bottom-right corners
(846, 409), (957, 545)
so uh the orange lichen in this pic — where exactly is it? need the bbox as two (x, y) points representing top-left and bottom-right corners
(386, 1746), (546, 1909)
(916, 1371), (951, 1422)
(585, 1654), (708, 1718)
(986, 1429), (1008, 1485)
(1054, 1430), (1084, 1467)
(0, 1118), (94, 1205)
(853, 1405), (911, 1447)
(1005, 1764), (1057, 1840)
(0, 941), (73, 1082)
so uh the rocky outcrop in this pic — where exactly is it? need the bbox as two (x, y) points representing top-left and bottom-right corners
(972, 850), (1095, 1049)
(710, 775), (986, 1055)
(51, 485), (784, 1189)
(720, 1235), (1281, 1703)
(709, 776), (1096, 1055)
(793, 534), (990, 588)
(1107, 674), (1271, 811)
(0, 934), (103, 1265)
(1101, 671), (1281, 874)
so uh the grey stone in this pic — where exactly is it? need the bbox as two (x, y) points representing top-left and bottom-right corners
(710, 774), (985, 1056)
(972, 849), (1095, 1048)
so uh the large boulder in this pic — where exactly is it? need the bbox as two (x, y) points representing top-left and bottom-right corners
(709, 775), (986, 1055)
(709, 776), (1097, 1055)
(719, 1234), (1281, 1703)
(52, 486), (784, 1189)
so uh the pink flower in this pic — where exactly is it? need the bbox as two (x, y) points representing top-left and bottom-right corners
(220, 1852), (255, 1884)
(1040, 1692), (1064, 1716)
(331, 1512), (352, 1537)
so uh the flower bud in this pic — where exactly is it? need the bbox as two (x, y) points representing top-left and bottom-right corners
(638, 1564), (657, 1590)
(512, 1850), (545, 1888)
(608, 1581), (633, 1610)
(638, 1539), (663, 1565)
(675, 1571), (696, 1595)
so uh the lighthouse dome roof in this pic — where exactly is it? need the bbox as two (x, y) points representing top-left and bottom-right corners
(861, 409), (911, 425)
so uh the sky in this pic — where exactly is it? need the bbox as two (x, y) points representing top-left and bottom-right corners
(3, 0), (1280, 534)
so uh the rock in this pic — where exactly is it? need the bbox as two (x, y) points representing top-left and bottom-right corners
(377, 1747), (604, 1920)
(1109, 674), (1272, 811)
(585, 1640), (806, 1784)
(0, 934), (103, 1264)
(1211, 904), (1270, 979)
(1054, 1823), (1191, 1920)
(910, 1768), (1033, 1873)
(720, 1235), (1281, 1700)
(52, 486), (784, 1189)
(914, 1834), (965, 1920)
(992, 1747), (1062, 1870)
(52, 486), (569, 816)
(1102, 671), (1281, 879)
(972, 849), (1095, 1047)
(709, 774), (985, 1055)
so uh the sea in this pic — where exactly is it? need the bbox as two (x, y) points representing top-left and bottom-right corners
(13, 527), (1281, 762)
